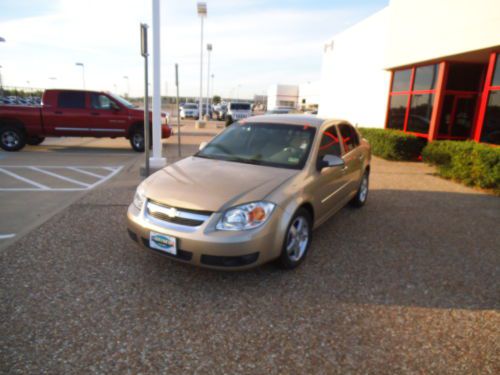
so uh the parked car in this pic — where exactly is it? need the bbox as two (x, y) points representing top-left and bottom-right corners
(0, 89), (171, 152)
(225, 102), (252, 126)
(180, 103), (199, 119)
(212, 103), (227, 120)
(127, 115), (371, 270)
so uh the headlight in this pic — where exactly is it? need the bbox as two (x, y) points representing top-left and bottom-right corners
(133, 182), (146, 210)
(216, 201), (276, 231)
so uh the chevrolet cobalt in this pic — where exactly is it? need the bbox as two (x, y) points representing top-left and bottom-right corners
(127, 115), (371, 270)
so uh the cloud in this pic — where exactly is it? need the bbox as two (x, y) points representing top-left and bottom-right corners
(0, 0), (385, 97)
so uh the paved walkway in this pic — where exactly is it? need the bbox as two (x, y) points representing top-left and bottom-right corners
(1, 122), (499, 373)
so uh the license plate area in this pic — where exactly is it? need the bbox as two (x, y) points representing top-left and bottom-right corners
(149, 231), (177, 255)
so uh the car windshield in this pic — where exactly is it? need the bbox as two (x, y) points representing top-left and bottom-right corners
(109, 93), (135, 109)
(184, 104), (198, 109)
(196, 122), (316, 169)
(230, 103), (251, 110)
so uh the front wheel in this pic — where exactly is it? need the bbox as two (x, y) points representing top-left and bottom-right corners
(276, 208), (312, 269)
(130, 128), (145, 152)
(350, 170), (369, 208)
(0, 126), (27, 151)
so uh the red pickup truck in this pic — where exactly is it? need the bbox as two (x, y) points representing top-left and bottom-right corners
(0, 89), (171, 152)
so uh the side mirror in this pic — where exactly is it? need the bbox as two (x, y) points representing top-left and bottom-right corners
(317, 154), (345, 171)
(199, 141), (208, 151)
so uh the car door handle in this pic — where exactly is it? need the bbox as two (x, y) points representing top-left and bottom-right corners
(54, 111), (63, 114)
(342, 165), (349, 172)
(91, 112), (100, 116)
(358, 155), (364, 161)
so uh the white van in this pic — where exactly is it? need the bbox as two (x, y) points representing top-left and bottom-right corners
(226, 102), (252, 124)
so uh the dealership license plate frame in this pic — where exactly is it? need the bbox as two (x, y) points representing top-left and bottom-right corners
(149, 231), (177, 256)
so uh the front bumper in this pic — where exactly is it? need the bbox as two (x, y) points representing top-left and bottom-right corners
(126, 202), (288, 270)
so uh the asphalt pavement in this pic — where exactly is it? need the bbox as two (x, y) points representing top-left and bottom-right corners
(1, 121), (499, 374)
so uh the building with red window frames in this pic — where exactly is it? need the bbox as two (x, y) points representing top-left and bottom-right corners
(318, 0), (500, 145)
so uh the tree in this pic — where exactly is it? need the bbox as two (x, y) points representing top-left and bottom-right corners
(212, 95), (221, 104)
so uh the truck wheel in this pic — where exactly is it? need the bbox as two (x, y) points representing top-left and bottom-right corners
(27, 136), (45, 146)
(0, 125), (27, 152)
(130, 128), (145, 152)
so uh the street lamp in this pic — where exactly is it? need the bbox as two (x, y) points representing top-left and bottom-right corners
(123, 75), (130, 97)
(206, 43), (212, 117)
(75, 62), (85, 89)
(211, 74), (214, 101)
(0, 38), (5, 96)
(197, 2), (207, 123)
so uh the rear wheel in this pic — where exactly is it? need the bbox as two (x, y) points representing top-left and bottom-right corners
(276, 208), (312, 269)
(27, 136), (45, 146)
(0, 125), (26, 151)
(350, 170), (369, 208)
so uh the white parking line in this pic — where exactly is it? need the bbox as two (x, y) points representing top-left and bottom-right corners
(0, 165), (123, 192)
(29, 166), (91, 188)
(0, 233), (16, 240)
(0, 167), (50, 190)
(67, 167), (106, 179)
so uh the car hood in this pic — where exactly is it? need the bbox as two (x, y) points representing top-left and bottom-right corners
(144, 156), (297, 212)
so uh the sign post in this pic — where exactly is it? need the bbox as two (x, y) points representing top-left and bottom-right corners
(175, 63), (181, 157)
(141, 23), (150, 177)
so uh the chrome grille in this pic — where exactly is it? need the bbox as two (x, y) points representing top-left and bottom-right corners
(146, 200), (212, 227)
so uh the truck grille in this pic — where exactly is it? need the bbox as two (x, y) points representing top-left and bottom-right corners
(146, 200), (212, 227)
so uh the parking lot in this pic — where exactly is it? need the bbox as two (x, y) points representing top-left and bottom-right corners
(1, 121), (499, 373)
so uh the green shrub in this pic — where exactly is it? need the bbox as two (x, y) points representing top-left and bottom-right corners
(422, 141), (500, 193)
(358, 128), (426, 161)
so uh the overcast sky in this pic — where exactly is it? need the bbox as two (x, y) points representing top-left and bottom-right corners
(0, 0), (387, 98)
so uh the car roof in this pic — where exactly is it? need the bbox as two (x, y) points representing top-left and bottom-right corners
(244, 114), (349, 128)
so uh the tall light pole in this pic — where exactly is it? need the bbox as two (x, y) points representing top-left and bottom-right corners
(206, 43), (212, 117)
(197, 2), (207, 124)
(211, 74), (214, 99)
(75, 62), (85, 89)
(123, 75), (129, 97)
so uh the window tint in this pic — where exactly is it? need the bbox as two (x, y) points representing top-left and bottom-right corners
(338, 124), (357, 153)
(91, 94), (114, 110)
(492, 54), (500, 87)
(413, 64), (438, 91)
(480, 91), (500, 145)
(318, 126), (341, 159)
(391, 69), (411, 92)
(446, 64), (483, 91)
(387, 95), (408, 130)
(58, 91), (85, 109)
(406, 94), (434, 134)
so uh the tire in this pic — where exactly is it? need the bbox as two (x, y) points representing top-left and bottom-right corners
(225, 116), (233, 127)
(350, 170), (369, 208)
(0, 125), (27, 151)
(27, 136), (45, 146)
(129, 126), (145, 152)
(276, 208), (313, 269)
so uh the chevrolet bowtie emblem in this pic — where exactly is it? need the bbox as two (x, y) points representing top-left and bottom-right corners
(166, 207), (178, 218)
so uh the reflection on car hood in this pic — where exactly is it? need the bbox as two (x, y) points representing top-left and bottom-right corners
(144, 156), (297, 212)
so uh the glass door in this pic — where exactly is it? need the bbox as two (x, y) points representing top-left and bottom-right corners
(438, 94), (478, 139)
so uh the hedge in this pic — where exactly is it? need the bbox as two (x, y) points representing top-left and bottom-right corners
(422, 141), (500, 193)
(358, 128), (427, 161)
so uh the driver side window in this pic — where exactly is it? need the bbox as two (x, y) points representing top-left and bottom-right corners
(91, 94), (115, 110)
(318, 126), (342, 160)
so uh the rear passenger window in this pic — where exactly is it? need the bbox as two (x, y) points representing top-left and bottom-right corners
(58, 92), (85, 109)
(339, 124), (359, 153)
(318, 126), (342, 158)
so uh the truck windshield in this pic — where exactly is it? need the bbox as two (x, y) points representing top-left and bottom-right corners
(109, 93), (135, 109)
(230, 103), (251, 110)
(196, 122), (316, 170)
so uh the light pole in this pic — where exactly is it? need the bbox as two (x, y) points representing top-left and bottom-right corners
(197, 2), (207, 124)
(211, 74), (214, 99)
(0, 38), (5, 97)
(206, 43), (212, 117)
(75, 62), (85, 89)
(123, 75), (129, 97)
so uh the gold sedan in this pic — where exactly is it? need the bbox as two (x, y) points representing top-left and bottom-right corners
(127, 115), (371, 270)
